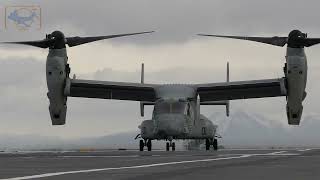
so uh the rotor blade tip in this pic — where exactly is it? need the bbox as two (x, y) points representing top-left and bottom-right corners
(197, 34), (214, 37)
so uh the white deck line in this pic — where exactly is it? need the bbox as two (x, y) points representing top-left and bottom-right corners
(2, 155), (252, 180)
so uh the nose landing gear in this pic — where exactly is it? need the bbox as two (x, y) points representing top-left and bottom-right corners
(205, 138), (218, 151)
(166, 141), (176, 151)
(139, 139), (152, 152)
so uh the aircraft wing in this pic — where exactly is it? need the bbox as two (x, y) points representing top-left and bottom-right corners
(66, 79), (157, 102)
(195, 78), (287, 102)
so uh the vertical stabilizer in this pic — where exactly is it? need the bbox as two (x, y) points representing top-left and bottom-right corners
(196, 95), (200, 124)
(141, 63), (144, 84)
(140, 63), (145, 116)
(226, 62), (230, 116)
(227, 62), (229, 82)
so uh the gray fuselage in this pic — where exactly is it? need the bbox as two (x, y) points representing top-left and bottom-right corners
(138, 85), (217, 141)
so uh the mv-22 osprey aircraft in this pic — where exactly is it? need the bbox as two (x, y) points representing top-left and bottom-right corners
(5, 29), (318, 151)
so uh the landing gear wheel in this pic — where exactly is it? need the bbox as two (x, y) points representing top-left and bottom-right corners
(147, 139), (152, 151)
(139, 140), (144, 151)
(205, 139), (210, 151)
(213, 139), (218, 151)
(166, 142), (170, 151)
(172, 142), (176, 151)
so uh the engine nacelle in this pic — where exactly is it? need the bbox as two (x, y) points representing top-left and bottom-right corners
(285, 48), (308, 125)
(286, 105), (303, 125)
(46, 49), (68, 125)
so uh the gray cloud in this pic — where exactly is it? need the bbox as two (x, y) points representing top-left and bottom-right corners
(1, 0), (320, 44)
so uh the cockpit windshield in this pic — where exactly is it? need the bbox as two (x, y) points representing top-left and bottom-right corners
(154, 100), (187, 114)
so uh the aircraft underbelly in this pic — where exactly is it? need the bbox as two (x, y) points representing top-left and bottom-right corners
(155, 115), (186, 137)
(140, 115), (188, 139)
(139, 115), (216, 140)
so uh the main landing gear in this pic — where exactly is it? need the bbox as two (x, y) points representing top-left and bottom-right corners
(166, 141), (176, 151)
(205, 138), (218, 151)
(139, 139), (152, 151)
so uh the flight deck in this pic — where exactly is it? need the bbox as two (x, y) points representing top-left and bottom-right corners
(0, 148), (318, 180)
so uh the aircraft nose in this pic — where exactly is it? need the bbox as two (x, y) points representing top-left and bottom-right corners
(155, 114), (186, 137)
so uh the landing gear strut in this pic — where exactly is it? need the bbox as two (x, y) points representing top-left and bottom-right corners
(205, 139), (210, 150)
(139, 140), (144, 151)
(166, 141), (175, 151)
(139, 139), (152, 152)
(205, 138), (218, 151)
(213, 139), (218, 151)
(147, 139), (152, 151)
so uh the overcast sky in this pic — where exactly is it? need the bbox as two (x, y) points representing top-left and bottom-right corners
(0, 0), (320, 138)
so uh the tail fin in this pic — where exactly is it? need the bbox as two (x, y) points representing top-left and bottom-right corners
(199, 62), (230, 117)
(226, 62), (230, 116)
(139, 63), (155, 116)
(227, 62), (229, 82)
(140, 63), (145, 116)
(141, 63), (144, 84)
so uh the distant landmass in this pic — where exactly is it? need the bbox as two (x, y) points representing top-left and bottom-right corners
(1, 110), (320, 150)
(212, 111), (320, 148)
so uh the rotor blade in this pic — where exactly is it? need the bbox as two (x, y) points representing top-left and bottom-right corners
(198, 34), (288, 47)
(66, 31), (154, 47)
(3, 39), (54, 48)
(304, 38), (320, 47)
